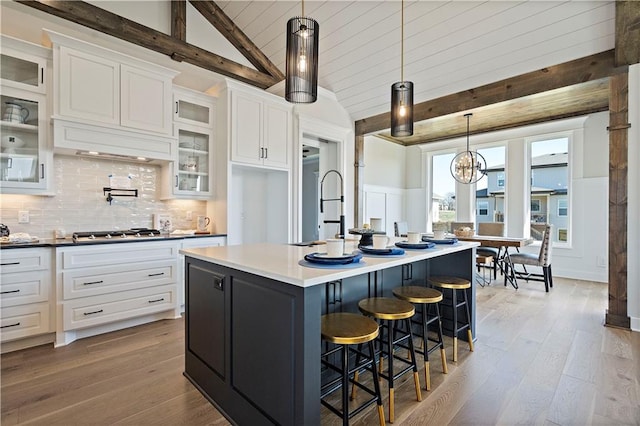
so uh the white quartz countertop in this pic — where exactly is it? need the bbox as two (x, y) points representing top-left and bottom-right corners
(181, 240), (480, 288)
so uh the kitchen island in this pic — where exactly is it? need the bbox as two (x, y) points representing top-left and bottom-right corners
(181, 241), (479, 425)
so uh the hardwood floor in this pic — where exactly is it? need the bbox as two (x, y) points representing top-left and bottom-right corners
(2, 277), (639, 425)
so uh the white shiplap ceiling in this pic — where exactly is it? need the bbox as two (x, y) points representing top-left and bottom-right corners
(218, 0), (615, 122)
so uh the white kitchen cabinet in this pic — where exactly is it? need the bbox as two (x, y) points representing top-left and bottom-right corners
(48, 30), (178, 137)
(174, 86), (215, 127)
(161, 87), (216, 200)
(230, 84), (291, 169)
(0, 37), (53, 195)
(56, 240), (181, 346)
(0, 248), (53, 346)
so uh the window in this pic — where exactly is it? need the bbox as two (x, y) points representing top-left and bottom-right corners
(477, 201), (488, 216)
(431, 152), (456, 231)
(558, 199), (568, 216)
(531, 199), (541, 212)
(530, 137), (569, 242)
(497, 173), (504, 187)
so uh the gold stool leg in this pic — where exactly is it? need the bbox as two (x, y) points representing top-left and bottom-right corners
(378, 405), (386, 426)
(413, 371), (422, 401)
(389, 387), (395, 423)
(440, 347), (448, 374)
(467, 329), (475, 352)
(424, 360), (431, 391)
(453, 337), (458, 362)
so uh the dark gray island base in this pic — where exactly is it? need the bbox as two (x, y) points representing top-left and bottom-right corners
(182, 242), (477, 425)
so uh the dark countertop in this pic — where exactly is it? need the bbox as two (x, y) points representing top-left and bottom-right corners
(0, 233), (227, 249)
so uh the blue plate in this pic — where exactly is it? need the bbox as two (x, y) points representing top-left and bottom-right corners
(395, 241), (435, 249)
(421, 237), (458, 244)
(359, 246), (405, 256)
(304, 252), (363, 265)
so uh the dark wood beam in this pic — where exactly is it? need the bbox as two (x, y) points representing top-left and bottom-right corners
(606, 72), (631, 329)
(171, 0), (186, 42)
(189, 0), (284, 81)
(17, 0), (278, 89)
(355, 49), (625, 136)
(615, 1), (640, 66)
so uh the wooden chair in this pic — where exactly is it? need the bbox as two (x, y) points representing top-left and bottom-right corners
(510, 224), (553, 292)
(477, 222), (505, 279)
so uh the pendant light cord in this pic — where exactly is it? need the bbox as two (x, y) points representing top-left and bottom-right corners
(401, 0), (404, 83)
(301, 0), (305, 17)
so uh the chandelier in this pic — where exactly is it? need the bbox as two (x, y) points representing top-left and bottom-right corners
(450, 113), (487, 184)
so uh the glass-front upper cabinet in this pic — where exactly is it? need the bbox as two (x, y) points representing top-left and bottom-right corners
(176, 125), (211, 195)
(0, 88), (47, 190)
(173, 86), (215, 127)
(1, 35), (51, 194)
(0, 37), (47, 94)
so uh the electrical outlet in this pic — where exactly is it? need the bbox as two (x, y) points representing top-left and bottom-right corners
(18, 210), (29, 223)
(186, 211), (193, 220)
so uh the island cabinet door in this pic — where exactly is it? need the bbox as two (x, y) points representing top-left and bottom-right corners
(185, 263), (226, 379)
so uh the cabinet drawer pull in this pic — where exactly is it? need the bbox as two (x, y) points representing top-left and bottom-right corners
(264, 147), (268, 159)
(148, 298), (165, 304)
(0, 289), (20, 294)
(0, 262), (20, 266)
(41, 67), (44, 84)
(41, 164), (45, 179)
(1, 322), (21, 329)
(175, 175), (179, 188)
(83, 309), (104, 316)
(148, 272), (165, 277)
(83, 280), (104, 286)
(175, 101), (179, 114)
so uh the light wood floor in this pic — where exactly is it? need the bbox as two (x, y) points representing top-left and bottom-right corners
(2, 277), (639, 425)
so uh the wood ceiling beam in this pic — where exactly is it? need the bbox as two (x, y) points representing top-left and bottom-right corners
(355, 49), (625, 136)
(188, 0), (285, 81)
(615, 1), (640, 66)
(171, 1), (186, 42)
(17, 0), (279, 89)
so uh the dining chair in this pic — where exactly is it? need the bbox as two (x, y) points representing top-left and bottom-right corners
(476, 222), (505, 279)
(510, 224), (553, 292)
(394, 221), (408, 237)
(450, 222), (474, 233)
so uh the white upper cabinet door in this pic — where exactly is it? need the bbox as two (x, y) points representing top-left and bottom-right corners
(262, 103), (290, 169)
(58, 46), (119, 125)
(120, 64), (172, 135)
(231, 91), (262, 166)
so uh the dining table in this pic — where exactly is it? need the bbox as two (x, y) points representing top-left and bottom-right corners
(454, 234), (534, 289)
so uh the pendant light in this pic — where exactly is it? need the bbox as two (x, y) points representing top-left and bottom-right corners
(450, 113), (487, 184)
(285, 0), (319, 103)
(391, 0), (413, 137)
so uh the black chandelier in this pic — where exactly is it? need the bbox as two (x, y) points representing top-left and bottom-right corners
(285, 0), (319, 103)
(450, 113), (487, 184)
(390, 0), (413, 137)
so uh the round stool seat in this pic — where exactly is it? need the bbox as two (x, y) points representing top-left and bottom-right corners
(358, 297), (415, 320)
(321, 312), (379, 345)
(429, 275), (471, 290)
(393, 286), (443, 304)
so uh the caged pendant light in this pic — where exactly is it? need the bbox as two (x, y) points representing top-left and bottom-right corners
(451, 113), (487, 184)
(390, 0), (413, 137)
(285, 0), (319, 103)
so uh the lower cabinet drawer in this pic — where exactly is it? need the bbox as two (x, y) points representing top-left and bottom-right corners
(0, 270), (50, 307)
(63, 285), (177, 330)
(0, 303), (50, 342)
(63, 260), (177, 299)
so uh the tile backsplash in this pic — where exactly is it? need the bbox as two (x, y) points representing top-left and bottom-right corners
(0, 155), (209, 238)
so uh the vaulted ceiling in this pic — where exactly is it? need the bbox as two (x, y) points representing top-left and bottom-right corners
(8, 1), (639, 145)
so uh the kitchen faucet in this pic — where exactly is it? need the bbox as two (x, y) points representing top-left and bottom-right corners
(319, 169), (345, 239)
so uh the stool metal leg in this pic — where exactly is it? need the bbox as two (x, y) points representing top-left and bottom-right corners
(463, 288), (474, 353)
(452, 288), (459, 362)
(368, 340), (386, 426)
(435, 302), (448, 374)
(387, 320), (395, 423)
(421, 304), (431, 390)
(341, 344), (349, 426)
(404, 318), (422, 403)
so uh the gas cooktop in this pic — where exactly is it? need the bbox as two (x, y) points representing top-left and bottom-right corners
(72, 228), (163, 242)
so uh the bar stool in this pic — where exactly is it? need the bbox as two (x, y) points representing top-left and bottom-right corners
(428, 276), (474, 362)
(357, 297), (421, 423)
(321, 312), (385, 426)
(476, 254), (494, 287)
(392, 286), (448, 391)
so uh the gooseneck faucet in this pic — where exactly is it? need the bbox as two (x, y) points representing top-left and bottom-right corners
(319, 169), (345, 239)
